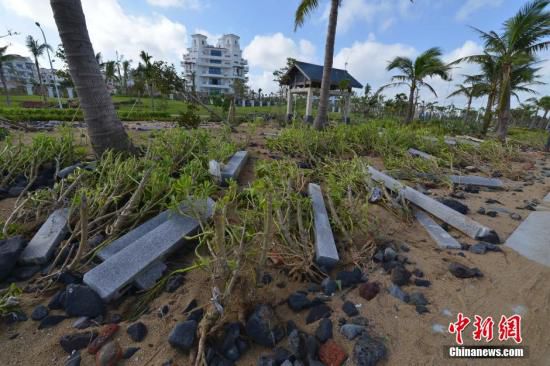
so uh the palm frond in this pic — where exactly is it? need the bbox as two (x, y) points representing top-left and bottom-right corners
(295, 0), (320, 30)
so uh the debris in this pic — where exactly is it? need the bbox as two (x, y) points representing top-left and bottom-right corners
(64, 284), (105, 318)
(342, 301), (359, 317)
(414, 210), (462, 249)
(353, 333), (387, 366)
(308, 183), (339, 269)
(448, 175), (503, 189)
(358, 282), (380, 301)
(340, 324), (366, 340)
(408, 148), (436, 160)
(31, 305), (49, 321)
(390, 266), (411, 286)
(506, 211), (550, 267)
(319, 339), (347, 366)
(367, 166), (499, 243)
(84, 198), (214, 301)
(315, 318), (333, 343)
(306, 303), (332, 324)
(59, 331), (98, 353)
(168, 320), (197, 351)
(368, 187), (383, 203)
(19, 208), (69, 265)
(388, 285), (409, 303)
(448, 262), (483, 279)
(0, 236), (27, 281)
(127, 322), (148, 342)
(95, 340), (122, 366)
(439, 198), (469, 214)
(321, 277), (337, 295)
(245, 304), (285, 347)
(209, 150), (249, 184)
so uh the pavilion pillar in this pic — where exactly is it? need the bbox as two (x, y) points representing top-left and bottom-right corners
(343, 92), (351, 124)
(286, 88), (293, 122)
(305, 87), (314, 123)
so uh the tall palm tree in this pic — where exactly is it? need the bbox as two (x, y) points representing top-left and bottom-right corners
(26, 35), (51, 103)
(447, 75), (482, 122)
(0, 46), (14, 106)
(104, 60), (118, 91)
(50, 0), (134, 155)
(122, 59), (131, 95)
(137, 51), (155, 110)
(381, 47), (451, 124)
(295, 0), (339, 130)
(475, 0), (550, 140)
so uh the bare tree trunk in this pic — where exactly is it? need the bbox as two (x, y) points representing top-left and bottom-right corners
(50, 0), (134, 156)
(313, 0), (338, 130)
(464, 95), (472, 122)
(405, 85), (415, 124)
(481, 90), (495, 136)
(34, 57), (47, 103)
(496, 64), (512, 142)
(0, 63), (11, 106)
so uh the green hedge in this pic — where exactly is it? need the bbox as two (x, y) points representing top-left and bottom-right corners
(0, 107), (173, 122)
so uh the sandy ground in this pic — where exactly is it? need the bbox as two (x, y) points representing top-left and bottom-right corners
(1, 122), (549, 366)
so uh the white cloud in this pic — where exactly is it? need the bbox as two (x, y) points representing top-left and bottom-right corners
(146, 0), (201, 9)
(322, 0), (414, 33)
(243, 33), (316, 93)
(456, 0), (503, 22)
(0, 0), (188, 67)
(333, 35), (416, 93)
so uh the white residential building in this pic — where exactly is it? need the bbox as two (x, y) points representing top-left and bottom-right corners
(1, 55), (37, 90)
(182, 33), (248, 95)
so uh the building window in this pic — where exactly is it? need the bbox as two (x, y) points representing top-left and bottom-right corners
(210, 50), (222, 57)
(208, 67), (221, 75)
(210, 59), (221, 64)
(211, 79), (219, 85)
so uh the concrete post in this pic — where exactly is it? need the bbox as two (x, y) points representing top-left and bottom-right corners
(25, 84), (33, 96)
(305, 87), (314, 123)
(47, 86), (54, 98)
(286, 88), (293, 122)
(67, 87), (74, 99)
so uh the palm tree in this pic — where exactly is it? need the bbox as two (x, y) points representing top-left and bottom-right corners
(295, 0), (339, 130)
(536, 96), (550, 120)
(122, 59), (131, 95)
(26, 35), (51, 103)
(475, 0), (550, 140)
(104, 60), (118, 92)
(137, 51), (155, 110)
(447, 76), (481, 122)
(381, 47), (451, 124)
(50, 0), (134, 155)
(0, 46), (14, 106)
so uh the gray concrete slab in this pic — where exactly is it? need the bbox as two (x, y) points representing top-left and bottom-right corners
(83, 198), (214, 301)
(408, 148), (436, 160)
(134, 260), (167, 289)
(367, 166), (499, 242)
(220, 151), (248, 182)
(448, 175), (503, 189)
(308, 183), (339, 268)
(19, 208), (69, 264)
(414, 209), (462, 249)
(505, 212), (550, 267)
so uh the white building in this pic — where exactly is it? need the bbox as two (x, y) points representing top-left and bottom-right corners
(182, 33), (248, 95)
(1, 55), (37, 90)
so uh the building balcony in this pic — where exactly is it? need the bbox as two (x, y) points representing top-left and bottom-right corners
(201, 84), (230, 89)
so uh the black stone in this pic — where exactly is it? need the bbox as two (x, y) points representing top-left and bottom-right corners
(261, 272), (273, 284)
(315, 318), (332, 342)
(31, 305), (49, 321)
(335, 268), (363, 287)
(183, 299), (197, 314)
(63, 285), (105, 318)
(12, 265), (41, 281)
(123, 347), (140, 360)
(64, 350), (81, 366)
(476, 230), (500, 244)
(449, 262), (483, 279)
(58, 271), (83, 285)
(416, 305), (430, 314)
(59, 331), (98, 353)
(127, 322), (148, 342)
(469, 243), (487, 254)
(342, 301), (359, 317)
(0, 236), (27, 281)
(165, 274), (184, 293)
(257, 355), (277, 366)
(353, 333), (387, 366)
(273, 347), (293, 364)
(287, 292), (312, 312)
(187, 308), (204, 322)
(440, 198), (469, 214)
(168, 320), (197, 351)
(390, 266), (411, 286)
(408, 292), (428, 306)
(39, 315), (68, 329)
(245, 305), (285, 347)
(306, 304), (331, 324)
(321, 277), (337, 295)
(287, 329), (306, 360)
(414, 279), (431, 287)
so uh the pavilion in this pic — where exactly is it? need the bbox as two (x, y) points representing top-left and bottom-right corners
(281, 61), (363, 123)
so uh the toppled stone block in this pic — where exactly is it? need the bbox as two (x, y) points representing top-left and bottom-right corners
(448, 175), (503, 189)
(210, 151), (249, 184)
(308, 183), (339, 269)
(414, 209), (462, 249)
(408, 148), (436, 160)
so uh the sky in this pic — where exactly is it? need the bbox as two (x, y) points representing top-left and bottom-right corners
(1, 0), (549, 109)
